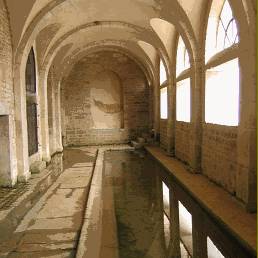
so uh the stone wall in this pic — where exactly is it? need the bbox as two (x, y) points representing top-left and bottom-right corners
(160, 119), (167, 150)
(175, 122), (191, 165)
(0, 1), (17, 186)
(0, 2), (13, 110)
(201, 124), (238, 194)
(62, 51), (149, 146)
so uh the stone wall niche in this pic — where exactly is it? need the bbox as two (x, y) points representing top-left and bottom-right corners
(0, 115), (12, 186)
(62, 51), (149, 146)
(90, 70), (124, 129)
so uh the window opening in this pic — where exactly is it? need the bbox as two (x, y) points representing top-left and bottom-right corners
(207, 237), (225, 258)
(205, 58), (239, 126)
(160, 87), (168, 119)
(176, 78), (191, 122)
(179, 201), (193, 256)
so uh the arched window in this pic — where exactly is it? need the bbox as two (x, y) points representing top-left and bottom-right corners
(217, 0), (238, 50)
(206, 0), (239, 61)
(176, 36), (191, 122)
(160, 59), (168, 119)
(26, 48), (38, 156)
(205, 0), (239, 126)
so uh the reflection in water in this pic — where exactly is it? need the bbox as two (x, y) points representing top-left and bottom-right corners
(103, 150), (229, 258)
(104, 150), (166, 258)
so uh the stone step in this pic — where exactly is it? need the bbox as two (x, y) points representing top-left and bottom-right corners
(131, 140), (144, 149)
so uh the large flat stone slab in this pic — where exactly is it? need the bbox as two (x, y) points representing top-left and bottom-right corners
(16, 241), (76, 252)
(28, 217), (81, 231)
(36, 188), (85, 219)
(8, 250), (75, 258)
(59, 177), (92, 189)
(20, 232), (78, 244)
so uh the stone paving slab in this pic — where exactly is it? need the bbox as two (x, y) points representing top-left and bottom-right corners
(35, 188), (86, 219)
(0, 155), (63, 244)
(28, 217), (82, 231)
(20, 232), (78, 244)
(16, 241), (77, 252)
(1, 147), (98, 257)
(7, 250), (76, 258)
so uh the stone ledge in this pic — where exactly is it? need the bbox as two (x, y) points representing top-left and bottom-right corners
(76, 145), (133, 258)
(145, 146), (256, 256)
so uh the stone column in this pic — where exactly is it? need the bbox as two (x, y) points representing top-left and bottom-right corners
(14, 62), (30, 182)
(189, 56), (204, 173)
(153, 79), (160, 140)
(167, 75), (176, 156)
(55, 84), (63, 152)
(38, 69), (50, 162)
(236, 42), (257, 212)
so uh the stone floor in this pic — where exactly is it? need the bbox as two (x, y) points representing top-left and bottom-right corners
(0, 147), (97, 258)
(0, 183), (30, 210)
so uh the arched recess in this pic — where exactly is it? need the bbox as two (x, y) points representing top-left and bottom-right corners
(60, 50), (150, 146)
(25, 48), (39, 157)
(44, 42), (155, 151)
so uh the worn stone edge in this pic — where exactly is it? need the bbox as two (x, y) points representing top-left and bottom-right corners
(76, 145), (134, 258)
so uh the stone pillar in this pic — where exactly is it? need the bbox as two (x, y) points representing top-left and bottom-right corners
(236, 42), (257, 212)
(167, 76), (176, 156)
(154, 80), (160, 139)
(14, 63), (30, 182)
(153, 79), (160, 140)
(38, 70), (50, 162)
(189, 57), (204, 173)
(55, 84), (63, 152)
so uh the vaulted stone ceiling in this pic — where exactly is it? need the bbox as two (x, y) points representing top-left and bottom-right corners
(5, 0), (256, 87)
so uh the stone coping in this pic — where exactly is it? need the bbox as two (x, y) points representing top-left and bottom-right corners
(145, 146), (257, 255)
(76, 145), (133, 258)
